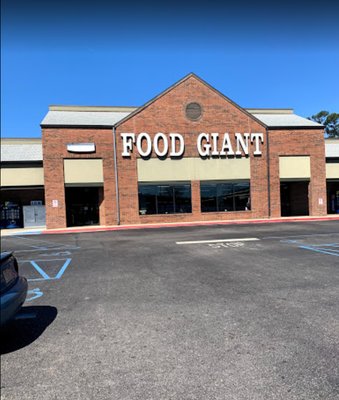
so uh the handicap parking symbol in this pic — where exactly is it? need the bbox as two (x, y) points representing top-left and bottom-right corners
(26, 288), (44, 302)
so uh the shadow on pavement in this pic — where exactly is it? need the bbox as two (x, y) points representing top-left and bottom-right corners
(0, 305), (57, 355)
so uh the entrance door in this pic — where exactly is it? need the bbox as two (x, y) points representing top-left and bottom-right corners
(327, 181), (339, 214)
(23, 206), (35, 227)
(23, 205), (46, 227)
(65, 187), (100, 227)
(280, 181), (309, 216)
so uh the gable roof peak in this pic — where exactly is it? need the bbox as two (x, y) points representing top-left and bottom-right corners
(114, 72), (267, 128)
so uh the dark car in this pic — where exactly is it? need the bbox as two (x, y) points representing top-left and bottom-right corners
(0, 252), (28, 327)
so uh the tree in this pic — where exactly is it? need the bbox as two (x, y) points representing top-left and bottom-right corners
(309, 111), (339, 138)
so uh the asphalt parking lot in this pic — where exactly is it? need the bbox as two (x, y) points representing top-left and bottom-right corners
(1, 221), (339, 400)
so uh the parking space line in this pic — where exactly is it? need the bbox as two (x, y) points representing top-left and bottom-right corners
(26, 258), (72, 281)
(30, 261), (50, 280)
(55, 258), (72, 279)
(176, 238), (259, 245)
(299, 245), (339, 257)
(313, 243), (339, 247)
(12, 235), (79, 250)
(14, 247), (79, 254)
(263, 233), (339, 240)
(20, 258), (74, 263)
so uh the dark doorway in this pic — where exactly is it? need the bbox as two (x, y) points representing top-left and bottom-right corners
(65, 187), (100, 227)
(327, 181), (339, 214)
(0, 187), (45, 229)
(280, 181), (309, 216)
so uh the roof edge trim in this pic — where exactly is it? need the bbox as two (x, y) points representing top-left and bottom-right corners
(267, 125), (325, 130)
(49, 105), (138, 112)
(40, 124), (114, 129)
(246, 108), (294, 114)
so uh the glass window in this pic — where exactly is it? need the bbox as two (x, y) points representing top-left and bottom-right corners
(157, 185), (173, 214)
(234, 182), (250, 211)
(138, 185), (157, 215)
(200, 181), (250, 212)
(218, 183), (234, 212)
(174, 185), (192, 213)
(138, 183), (192, 215)
(200, 183), (217, 212)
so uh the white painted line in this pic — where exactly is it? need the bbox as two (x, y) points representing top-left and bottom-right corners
(176, 238), (260, 245)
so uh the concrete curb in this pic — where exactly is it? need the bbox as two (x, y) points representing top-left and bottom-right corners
(1, 229), (44, 237)
(2, 215), (339, 237)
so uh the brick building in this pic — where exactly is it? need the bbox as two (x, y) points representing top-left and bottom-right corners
(1, 73), (339, 229)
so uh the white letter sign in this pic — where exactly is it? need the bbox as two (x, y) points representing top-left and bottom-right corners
(250, 133), (264, 155)
(121, 132), (264, 158)
(197, 133), (211, 157)
(121, 133), (135, 157)
(136, 133), (152, 157)
(169, 133), (185, 157)
(154, 133), (169, 157)
(235, 133), (250, 156)
(219, 133), (234, 156)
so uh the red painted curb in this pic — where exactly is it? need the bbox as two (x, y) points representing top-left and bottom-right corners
(41, 216), (339, 235)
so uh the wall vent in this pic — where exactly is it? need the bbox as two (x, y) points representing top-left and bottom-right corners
(185, 102), (202, 121)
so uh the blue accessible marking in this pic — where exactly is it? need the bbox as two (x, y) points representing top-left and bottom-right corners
(55, 258), (72, 279)
(27, 258), (72, 281)
(298, 243), (339, 257)
(281, 238), (339, 258)
(26, 288), (44, 302)
(30, 261), (50, 280)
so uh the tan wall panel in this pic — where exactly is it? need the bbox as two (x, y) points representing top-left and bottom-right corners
(64, 159), (103, 183)
(1, 167), (44, 187)
(137, 157), (250, 182)
(326, 163), (339, 179)
(279, 156), (311, 179)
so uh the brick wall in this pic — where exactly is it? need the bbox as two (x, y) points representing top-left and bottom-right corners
(116, 75), (269, 224)
(268, 129), (326, 217)
(42, 75), (326, 229)
(42, 128), (117, 229)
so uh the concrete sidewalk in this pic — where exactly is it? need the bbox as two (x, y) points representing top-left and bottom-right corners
(1, 227), (45, 237)
(1, 214), (339, 237)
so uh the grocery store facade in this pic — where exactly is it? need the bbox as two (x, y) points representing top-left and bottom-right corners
(1, 74), (339, 229)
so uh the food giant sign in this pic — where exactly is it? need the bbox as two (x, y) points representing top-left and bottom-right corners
(121, 132), (264, 157)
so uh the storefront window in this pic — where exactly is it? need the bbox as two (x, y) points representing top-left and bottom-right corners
(174, 184), (192, 213)
(234, 182), (251, 211)
(217, 183), (234, 212)
(201, 181), (250, 212)
(200, 184), (217, 212)
(157, 185), (173, 214)
(138, 185), (158, 215)
(138, 183), (192, 215)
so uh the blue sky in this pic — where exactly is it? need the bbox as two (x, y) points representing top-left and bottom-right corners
(1, 0), (339, 138)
